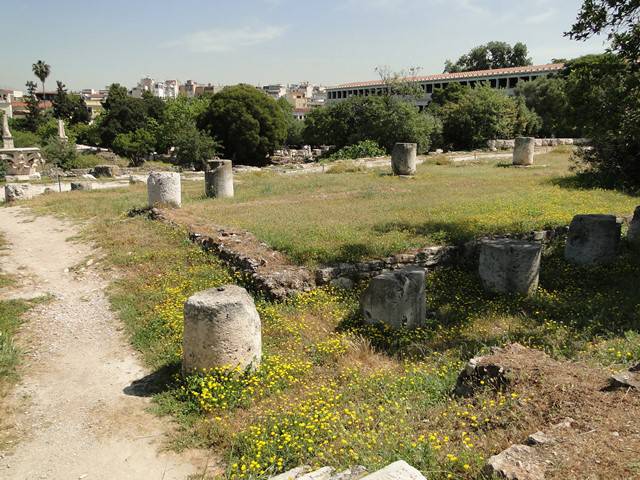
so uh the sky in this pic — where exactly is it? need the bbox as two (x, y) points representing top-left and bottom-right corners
(1, 0), (607, 91)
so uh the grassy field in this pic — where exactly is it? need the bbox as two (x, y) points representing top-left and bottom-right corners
(22, 160), (640, 479)
(167, 149), (639, 266)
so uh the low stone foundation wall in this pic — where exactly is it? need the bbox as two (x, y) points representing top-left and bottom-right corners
(488, 138), (589, 150)
(315, 227), (569, 286)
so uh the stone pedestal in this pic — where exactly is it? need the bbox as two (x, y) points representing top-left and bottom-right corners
(565, 214), (621, 265)
(391, 143), (417, 176)
(2, 113), (14, 149)
(182, 285), (262, 374)
(205, 159), (234, 198)
(71, 181), (93, 191)
(479, 239), (542, 296)
(360, 267), (426, 329)
(147, 171), (181, 208)
(4, 184), (35, 202)
(513, 137), (535, 166)
(628, 206), (640, 247)
(1, 148), (44, 180)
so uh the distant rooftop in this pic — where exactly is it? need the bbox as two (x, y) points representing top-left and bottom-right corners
(331, 63), (565, 89)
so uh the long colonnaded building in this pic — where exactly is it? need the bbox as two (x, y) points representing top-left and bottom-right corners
(326, 63), (564, 109)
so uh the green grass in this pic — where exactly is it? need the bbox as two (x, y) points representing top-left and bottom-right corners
(24, 154), (640, 480)
(169, 149), (639, 266)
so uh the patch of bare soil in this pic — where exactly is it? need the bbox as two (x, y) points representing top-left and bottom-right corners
(0, 206), (215, 479)
(460, 344), (640, 479)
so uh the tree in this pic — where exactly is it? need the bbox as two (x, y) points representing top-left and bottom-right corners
(24, 81), (41, 131)
(42, 137), (79, 170)
(428, 84), (539, 150)
(568, 0), (640, 62)
(515, 76), (577, 137)
(32, 60), (51, 98)
(303, 95), (440, 154)
(112, 128), (156, 166)
(157, 95), (210, 153)
(97, 83), (164, 148)
(375, 66), (425, 99)
(173, 123), (219, 170)
(276, 97), (305, 147)
(53, 81), (90, 125)
(444, 41), (532, 73)
(198, 84), (288, 166)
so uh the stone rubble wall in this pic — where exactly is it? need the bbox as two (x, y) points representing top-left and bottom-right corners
(488, 138), (590, 150)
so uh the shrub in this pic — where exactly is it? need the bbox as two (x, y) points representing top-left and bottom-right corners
(303, 96), (440, 154)
(326, 140), (387, 160)
(41, 138), (79, 170)
(12, 130), (41, 148)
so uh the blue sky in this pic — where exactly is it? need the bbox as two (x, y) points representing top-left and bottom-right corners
(1, 0), (606, 91)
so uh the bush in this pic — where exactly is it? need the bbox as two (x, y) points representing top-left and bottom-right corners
(198, 84), (288, 166)
(42, 138), (79, 170)
(429, 84), (540, 150)
(326, 140), (387, 160)
(304, 96), (440, 154)
(12, 130), (41, 148)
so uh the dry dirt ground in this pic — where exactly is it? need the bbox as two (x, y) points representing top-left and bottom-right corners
(0, 206), (212, 480)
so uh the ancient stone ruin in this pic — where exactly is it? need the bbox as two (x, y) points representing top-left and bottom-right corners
(205, 159), (234, 198)
(360, 267), (426, 329)
(182, 285), (262, 374)
(564, 214), (621, 265)
(147, 171), (181, 208)
(391, 143), (417, 176)
(512, 137), (535, 166)
(1, 115), (45, 181)
(479, 239), (542, 296)
(57, 119), (68, 142)
(71, 181), (94, 191)
(4, 183), (35, 202)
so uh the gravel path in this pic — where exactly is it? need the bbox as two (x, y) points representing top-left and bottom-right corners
(0, 206), (210, 479)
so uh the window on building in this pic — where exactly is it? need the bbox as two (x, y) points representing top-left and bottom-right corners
(508, 77), (518, 88)
(498, 78), (508, 88)
(426, 84), (433, 94)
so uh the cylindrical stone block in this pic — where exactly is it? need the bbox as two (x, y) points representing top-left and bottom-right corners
(205, 159), (234, 198)
(391, 143), (417, 176)
(360, 266), (426, 329)
(513, 137), (535, 166)
(565, 214), (621, 265)
(147, 171), (181, 208)
(628, 206), (640, 247)
(182, 285), (262, 374)
(4, 184), (34, 202)
(479, 239), (542, 296)
(70, 181), (93, 191)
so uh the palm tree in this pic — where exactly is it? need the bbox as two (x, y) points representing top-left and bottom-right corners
(32, 60), (51, 101)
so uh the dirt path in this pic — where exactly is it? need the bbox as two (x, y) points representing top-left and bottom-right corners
(0, 206), (210, 479)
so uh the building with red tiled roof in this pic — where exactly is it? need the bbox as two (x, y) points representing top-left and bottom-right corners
(327, 63), (564, 109)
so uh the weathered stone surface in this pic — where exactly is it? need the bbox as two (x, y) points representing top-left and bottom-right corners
(486, 444), (545, 480)
(479, 239), (542, 296)
(4, 183), (34, 202)
(92, 164), (121, 177)
(454, 348), (511, 396)
(330, 466), (368, 480)
(360, 461), (426, 480)
(526, 431), (555, 446)
(360, 267), (426, 329)
(513, 137), (535, 166)
(564, 214), (621, 265)
(205, 159), (234, 198)
(182, 285), (261, 373)
(71, 181), (93, 191)
(2, 112), (14, 149)
(609, 363), (640, 390)
(270, 466), (311, 480)
(628, 206), (640, 247)
(298, 467), (335, 480)
(147, 171), (181, 208)
(391, 143), (417, 176)
(330, 277), (355, 290)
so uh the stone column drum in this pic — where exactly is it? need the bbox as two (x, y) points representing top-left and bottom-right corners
(205, 159), (234, 198)
(360, 267), (426, 329)
(564, 214), (621, 265)
(479, 239), (542, 296)
(628, 206), (640, 247)
(391, 143), (417, 176)
(147, 171), (181, 208)
(512, 137), (535, 166)
(182, 285), (262, 374)
(4, 184), (34, 202)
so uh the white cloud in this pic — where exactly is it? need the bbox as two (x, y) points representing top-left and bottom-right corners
(166, 25), (287, 53)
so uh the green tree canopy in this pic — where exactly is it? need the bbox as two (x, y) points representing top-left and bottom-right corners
(444, 41), (532, 73)
(428, 84), (540, 150)
(24, 81), (41, 132)
(303, 95), (440, 154)
(32, 60), (51, 97)
(198, 84), (288, 166)
(52, 81), (90, 125)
